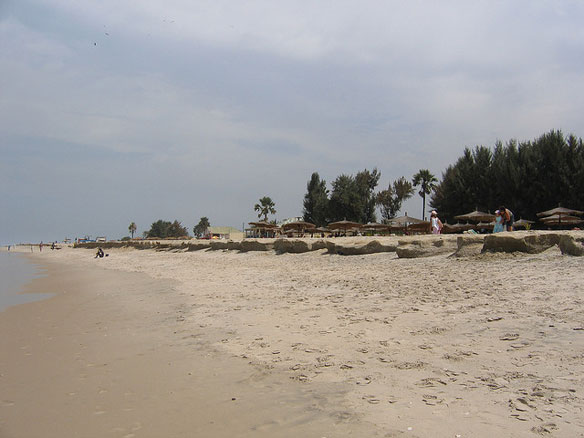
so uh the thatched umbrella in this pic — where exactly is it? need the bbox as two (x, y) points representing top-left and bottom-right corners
(361, 222), (390, 235)
(537, 206), (584, 218)
(390, 214), (426, 226)
(249, 221), (278, 228)
(442, 222), (475, 234)
(328, 220), (362, 234)
(247, 221), (279, 238)
(390, 214), (429, 234)
(309, 227), (330, 236)
(281, 221), (316, 234)
(513, 218), (535, 229)
(537, 206), (583, 227)
(540, 214), (583, 227)
(454, 208), (496, 223)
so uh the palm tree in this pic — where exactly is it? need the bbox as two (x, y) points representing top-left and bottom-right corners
(128, 222), (137, 239)
(412, 169), (438, 220)
(254, 196), (276, 222)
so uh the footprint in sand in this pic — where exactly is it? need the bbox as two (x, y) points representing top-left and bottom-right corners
(500, 333), (520, 341)
(362, 395), (380, 404)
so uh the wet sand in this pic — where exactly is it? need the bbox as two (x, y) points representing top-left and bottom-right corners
(0, 255), (379, 438)
(1, 243), (584, 437)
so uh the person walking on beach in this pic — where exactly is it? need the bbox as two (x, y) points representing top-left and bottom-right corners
(499, 206), (514, 231)
(430, 210), (443, 234)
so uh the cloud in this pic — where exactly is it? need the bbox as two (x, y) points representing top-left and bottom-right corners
(2, 0), (584, 242)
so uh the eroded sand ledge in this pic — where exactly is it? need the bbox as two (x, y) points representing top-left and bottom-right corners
(77, 230), (584, 258)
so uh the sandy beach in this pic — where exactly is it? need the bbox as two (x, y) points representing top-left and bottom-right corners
(1, 237), (584, 437)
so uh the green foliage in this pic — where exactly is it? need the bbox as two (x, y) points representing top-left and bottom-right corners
(431, 130), (584, 223)
(412, 169), (438, 220)
(146, 220), (189, 238)
(303, 172), (329, 226)
(128, 222), (137, 238)
(376, 176), (415, 222)
(121, 236), (131, 241)
(355, 168), (381, 223)
(328, 169), (381, 223)
(254, 196), (276, 221)
(329, 174), (361, 222)
(193, 217), (211, 238)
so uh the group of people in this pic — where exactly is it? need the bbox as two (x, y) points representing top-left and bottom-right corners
(494, 206), (514, 233)
(429, 206), (514, 234)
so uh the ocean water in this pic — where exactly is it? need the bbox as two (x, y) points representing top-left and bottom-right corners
(0, 251), (51, 312)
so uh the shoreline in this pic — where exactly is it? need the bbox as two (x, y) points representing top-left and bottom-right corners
(0, 251), (51, 312)
(0, 252), (380, 437)
(2, 242), (584, 436)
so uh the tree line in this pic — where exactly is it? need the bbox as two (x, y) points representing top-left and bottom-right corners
(126, 217), (211, 239)
(128, 129), (582, 238)
(430, 130), (584, 223)
(302, 169), (436, 226)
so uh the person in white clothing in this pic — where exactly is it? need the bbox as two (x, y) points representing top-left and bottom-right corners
(430, 210), (443, 234)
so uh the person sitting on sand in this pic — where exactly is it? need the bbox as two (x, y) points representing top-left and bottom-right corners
(430, 210), (443, 234)
(493, 210), (505, 233)
(499, 206), (514, 231)
(95, 247), (105, 258)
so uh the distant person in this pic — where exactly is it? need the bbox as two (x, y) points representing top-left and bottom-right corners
(499, 206), (514, 231)
(95, 247), (105, 258)
(39, 241), (43, 251)
(493, 210), (505, 233)
(430, 210), (443, 234)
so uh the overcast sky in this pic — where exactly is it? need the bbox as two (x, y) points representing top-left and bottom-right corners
(1, 0), (583, 243)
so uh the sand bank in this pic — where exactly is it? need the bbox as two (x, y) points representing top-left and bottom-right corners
(2, 236), (584, 437)
(74, 230), (584, 258)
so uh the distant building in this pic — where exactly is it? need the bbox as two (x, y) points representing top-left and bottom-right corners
(205, 226), (244, 240)
(277, 216), (303, 227)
